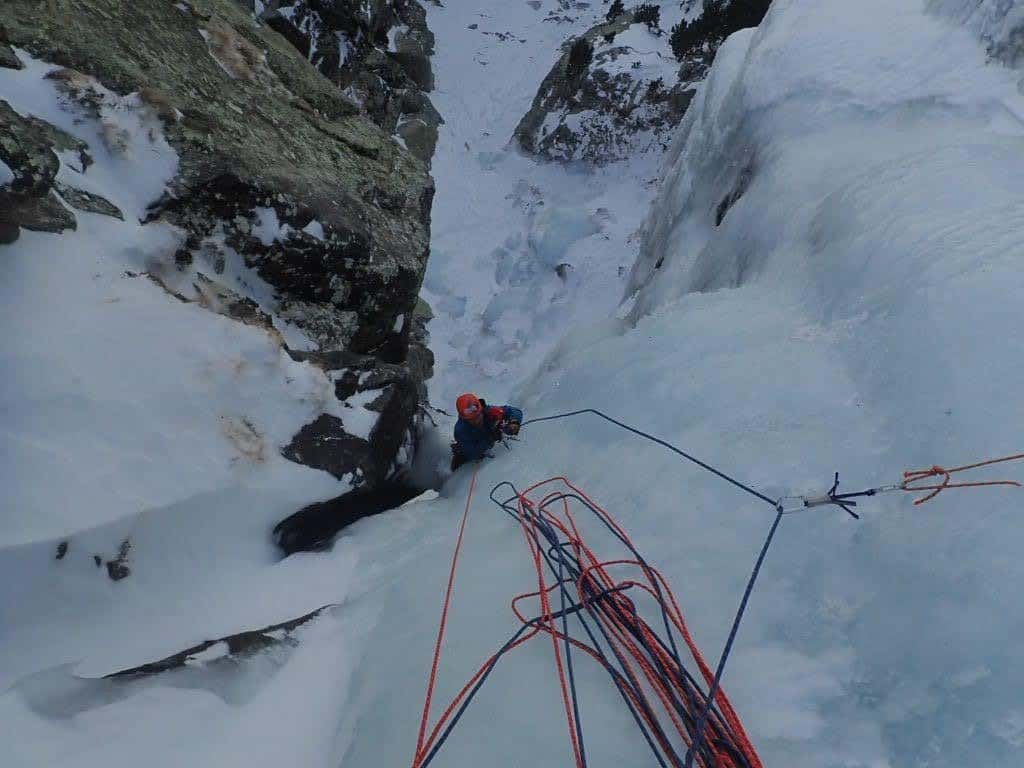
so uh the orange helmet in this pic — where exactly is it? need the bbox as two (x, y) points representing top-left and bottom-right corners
(456, 393), (482, 420)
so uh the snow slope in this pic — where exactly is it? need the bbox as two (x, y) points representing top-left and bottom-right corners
(422, 1), (690, 408)
(5, 1), (1024, 767)
(0, 50), (361, 766)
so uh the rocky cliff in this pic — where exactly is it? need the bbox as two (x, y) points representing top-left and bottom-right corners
(1, 0), (436, 493)
(513, 9), (693, 165)
(247, 0), (442, 165)
(514, 1), (771, 165)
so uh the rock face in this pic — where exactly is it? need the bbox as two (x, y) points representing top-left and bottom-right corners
(668, 0), (773, 82)
(0, 24), (22, 70)
(514, 12), (694, 165)
(251, 0), (442, 165)
(0, 93), (120, 241)
(514, 2), (774, 166)
(2, 0), (436, 493)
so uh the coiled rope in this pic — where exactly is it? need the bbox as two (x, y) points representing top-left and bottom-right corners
(411, 408), (1023, 768)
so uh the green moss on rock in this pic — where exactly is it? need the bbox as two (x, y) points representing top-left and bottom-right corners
(2, 0), (433, 310)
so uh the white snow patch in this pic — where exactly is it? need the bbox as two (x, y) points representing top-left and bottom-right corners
(184, 641), (230, 665)
(387, 24), (410, 53)
(995, 711), (1024, 748)
(336, 31), (353, 66)
(951, 665), (992, 688)
(613, 23), (664, 53)
(0, 158), (13, 186)
(401, 489), (440, 507)
(302, 218), (325, 240)
(251, 206), (282, 245)
(338, 387), (382, 441)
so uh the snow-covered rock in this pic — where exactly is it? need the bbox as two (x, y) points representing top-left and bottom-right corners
(257, 0), (443, 164)
(929, 0), (1024, 68)
(514, 9), (693, 164)
(0, 96), (80, 239)
(107, 604), (334, 678)
(0, 38), (23, 70)
(667, 0), (773, 81)
(2, 0), (437, 527)
(513, 1), (771, 166)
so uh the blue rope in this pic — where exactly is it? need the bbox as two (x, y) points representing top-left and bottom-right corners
(684, 509), (783, 768)
(490, 483), (751, 767)
(521, 409), (788, 765)
(422, 408), (790, 767)
(521, 409), (782, 510)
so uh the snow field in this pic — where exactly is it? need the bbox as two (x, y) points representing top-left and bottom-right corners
(422, 1), (682, 407)
(1, 49), (358, 766)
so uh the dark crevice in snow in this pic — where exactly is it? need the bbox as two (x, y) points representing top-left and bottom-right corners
(714, 160), (754, 226)
(272, 478), (426, 555)
(104, 604), (335, 679)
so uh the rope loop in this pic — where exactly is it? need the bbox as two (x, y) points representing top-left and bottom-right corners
(901, 454), (1024, 505)
(412, 410), (1023, 768)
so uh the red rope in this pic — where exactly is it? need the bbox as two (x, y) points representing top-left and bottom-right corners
(412, 447), (1024, 766)
(522, 478), (762, 768)
(902, 453), (1024, 505)
(525, 477), (762, 767)
(515, 495), (586, 768)
(412, 473), (763, 768)
(412, 464), (480, 768)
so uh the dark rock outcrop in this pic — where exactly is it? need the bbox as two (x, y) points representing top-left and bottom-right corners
(513, 12), (693, 164)
(0, 24), (21, 69)
(405, 296), (434, 385)
(105, 604), (335, 678)
(669, 0), (772, 81)
(281, 414), (372, 482)
(53, 180), (123, 219)
(283, 344), (425, 486)
(0, 43), (22, 70)
(105, 538), (132, 581)
(0, 98), (78, 238)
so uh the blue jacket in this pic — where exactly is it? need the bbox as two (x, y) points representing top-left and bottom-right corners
(453, 403), (523, 461)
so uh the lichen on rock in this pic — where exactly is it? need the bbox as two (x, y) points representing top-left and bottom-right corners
(1, 0), (438, 498)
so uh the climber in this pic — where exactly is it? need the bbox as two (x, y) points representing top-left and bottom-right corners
(451, 393), (523, 472)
